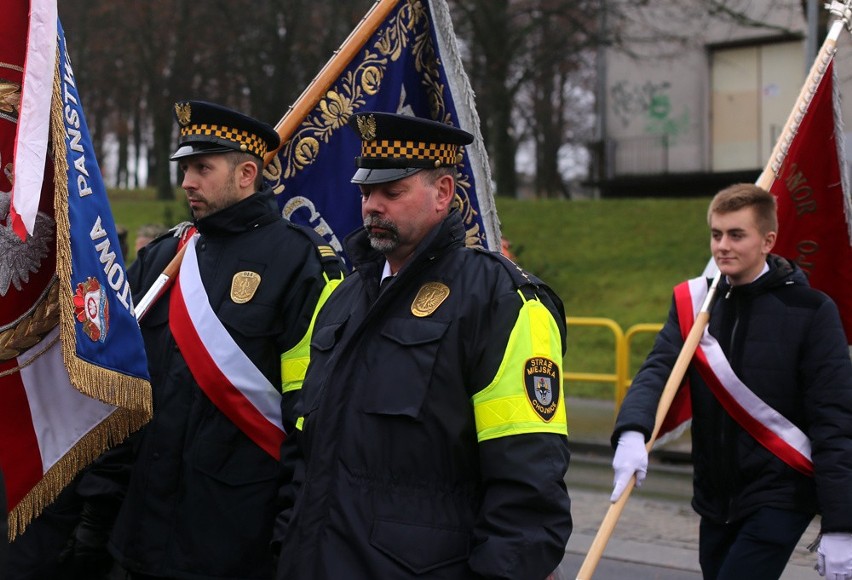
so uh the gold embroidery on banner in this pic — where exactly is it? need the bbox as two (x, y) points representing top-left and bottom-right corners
(411, 282), (450, 317)
(0, 278), (60, 361)
(230, 271), (261, 304)
(267, 0), (484, 248)
(0, 62), (25, 73)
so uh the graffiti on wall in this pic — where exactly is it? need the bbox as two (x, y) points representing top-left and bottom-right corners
(610, 80), (689, 142)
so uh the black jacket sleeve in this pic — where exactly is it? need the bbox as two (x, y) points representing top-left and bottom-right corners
(467, 284), (572, 579)
(470, 434), (572, 579)
(612, 296), (684, 447)
(271, 391), (306, 554)
(801, 298), (852, 531)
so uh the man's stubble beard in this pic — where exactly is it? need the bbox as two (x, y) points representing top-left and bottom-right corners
(190, 172), (242, 220)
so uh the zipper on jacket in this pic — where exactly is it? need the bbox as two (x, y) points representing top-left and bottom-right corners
(717, 288), (740, 523)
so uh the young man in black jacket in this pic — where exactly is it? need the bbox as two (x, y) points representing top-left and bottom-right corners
(610, 183), (852, 579)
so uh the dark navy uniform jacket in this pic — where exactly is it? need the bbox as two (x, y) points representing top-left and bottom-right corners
(275, 210), (572, 580)
(83, 190), (343, 580)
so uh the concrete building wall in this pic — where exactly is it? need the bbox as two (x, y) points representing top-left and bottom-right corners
(601, 0), (852, 180)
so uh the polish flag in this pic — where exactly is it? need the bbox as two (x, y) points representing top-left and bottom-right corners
(0, 329), (116, 519)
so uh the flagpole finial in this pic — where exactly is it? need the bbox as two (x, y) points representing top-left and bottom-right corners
(827, 1), (852, 31)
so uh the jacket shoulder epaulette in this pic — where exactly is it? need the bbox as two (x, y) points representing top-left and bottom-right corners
(472, 247), (539, 293)
(284, 221), (347, 278)
(472, 247), (567, 349)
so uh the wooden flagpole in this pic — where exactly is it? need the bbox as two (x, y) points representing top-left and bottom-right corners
(135, 0), (401, 320)
(134, 243), (187, 321)
(575, 5), (852, 578)
(575, 273), (720, 579)
(264, 0), (402, 164)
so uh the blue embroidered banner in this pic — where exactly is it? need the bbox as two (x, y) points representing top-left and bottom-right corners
(266, 0), (499, 262)
(58, 20), (150, 382)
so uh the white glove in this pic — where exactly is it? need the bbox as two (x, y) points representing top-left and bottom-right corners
(610, 430), (648, 502)
(817, 533), (852, 579)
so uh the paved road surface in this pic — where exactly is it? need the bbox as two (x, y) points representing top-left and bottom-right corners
(563, 470), (820, 579)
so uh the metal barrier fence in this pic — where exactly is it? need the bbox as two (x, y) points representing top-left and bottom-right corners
(564, 317), (663, 409)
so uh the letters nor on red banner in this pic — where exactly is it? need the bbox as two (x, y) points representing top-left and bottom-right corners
(770, 60), (852, 343)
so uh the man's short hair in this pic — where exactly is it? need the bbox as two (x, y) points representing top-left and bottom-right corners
(225, 151), (264, 190)
(418, 166), (456, 184)
(418, 166), (461, 211)
(708, 183), (778, 234)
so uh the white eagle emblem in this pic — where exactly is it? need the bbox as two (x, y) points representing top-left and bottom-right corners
(0, 190), (55, 296)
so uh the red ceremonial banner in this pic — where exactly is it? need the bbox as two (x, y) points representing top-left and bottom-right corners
(770, 60), (852, 343)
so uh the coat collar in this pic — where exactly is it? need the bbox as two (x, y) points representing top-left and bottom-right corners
(718, 254), (809, 297)
(194, 189), (279, 237)
(345, 209), (466, 285)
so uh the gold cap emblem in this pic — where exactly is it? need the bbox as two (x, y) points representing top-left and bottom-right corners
(356, 114), (377, 141)
(230, 271), (261, 304)
(175, 102), (192, 126)
(411, 282), (450, 317)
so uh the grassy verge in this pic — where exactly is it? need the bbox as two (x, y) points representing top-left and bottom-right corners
(496, 197), (712, 399)
(107, 188), (189, 261)
(108, 191), (713, 399)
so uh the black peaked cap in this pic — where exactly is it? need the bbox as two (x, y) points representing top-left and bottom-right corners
(170, 100), (280, 161)
(348, 112), (473, 185)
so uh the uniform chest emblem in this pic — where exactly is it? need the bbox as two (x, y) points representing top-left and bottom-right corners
(411, 282), (450, 317)
(230, 271), (261, 303)
(524, 357), (560, 422)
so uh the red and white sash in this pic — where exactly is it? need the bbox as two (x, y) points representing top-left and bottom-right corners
(168, 235), (285, 460)
(674, 277), (813, 476)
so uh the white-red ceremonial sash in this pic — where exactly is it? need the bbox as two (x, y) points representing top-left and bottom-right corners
(674, 277), (813, 476)
(168, 235), (285, 460)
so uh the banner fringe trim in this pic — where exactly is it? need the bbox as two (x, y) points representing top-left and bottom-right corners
(7, 406), (148, 540)
(49, 45), (152, 415)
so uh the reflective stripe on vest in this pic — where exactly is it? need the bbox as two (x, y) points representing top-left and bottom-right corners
(472, 291), (568, 442)
(281, 272), (343, 394)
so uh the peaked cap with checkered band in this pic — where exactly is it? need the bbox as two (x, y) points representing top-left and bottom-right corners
(170, 100), (280, 161)
(348, 112), (473, 185)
